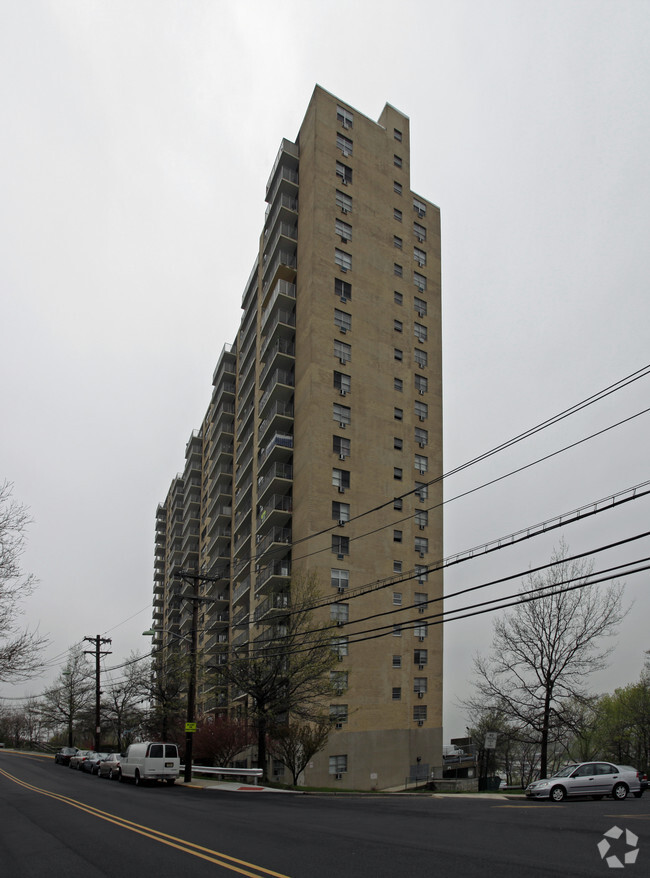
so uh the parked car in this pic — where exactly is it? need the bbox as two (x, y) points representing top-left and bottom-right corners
(526, 761), (642, 801)
(97, 753), (123, 780)
(81, 752), (108, 774)
(119, 741), (180, 785)
(54, 747), (78, 766)
(68, 749), (94, 770)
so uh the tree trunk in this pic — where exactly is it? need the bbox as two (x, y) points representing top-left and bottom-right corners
(540, 687), (552, 779)
(257, 710), (267, 781)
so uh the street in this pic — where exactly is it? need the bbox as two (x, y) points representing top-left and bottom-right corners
(1, 751), (648, 877)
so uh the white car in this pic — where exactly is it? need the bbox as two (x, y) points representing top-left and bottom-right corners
(526, 761), (642, 802)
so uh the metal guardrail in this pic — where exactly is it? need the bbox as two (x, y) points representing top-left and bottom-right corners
(182, 765), (263, 785)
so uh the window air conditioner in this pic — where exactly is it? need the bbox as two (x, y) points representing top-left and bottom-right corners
(418, 310), (424, 317)
(419, 636), (426, 642)
(419, 389), (425, 395)
(340, 266), (348, 272)
(419, 551), (425, 558)
(338, 519), (346, 527)
(337, 553), (345, 560)
(418, 363), (425, 369)
(338, 585), (346, 593)
(417, 235), (424, 243)
(419, 415), (425, 422)
(336, 621), (344, 627)
(417, 720), (424, 726)
(340, 236), (349, 243)
(339, 357), (347, 365)
(419, 524), (425, 530)
(338, 655), (344, 662)
(335, 772), (343, 779)
(418, 606), (425, 613)
(340, 296), (348, 303)
(419, 664), (425, 670)
(419, 442), (425, 448)
(341, 178), (348, 186)
(338, 486), (345, 493)
(418, 691), (424, 699)
(341, 207), (349, 214)
(339, 422), (346, 429)
(340, 389), (347, 396)
(335, 722), (343, 729)
(340, 327), (347, 334)
(339, 453), (346, 461)
(342, 150), (350, 157)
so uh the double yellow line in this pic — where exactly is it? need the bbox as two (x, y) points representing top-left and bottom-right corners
(0, 767), (290, 877)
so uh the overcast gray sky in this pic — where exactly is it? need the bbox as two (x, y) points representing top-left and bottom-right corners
(1, 0), (649, 739)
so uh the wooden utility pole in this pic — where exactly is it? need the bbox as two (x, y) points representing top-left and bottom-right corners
(83, 635), (112, 751)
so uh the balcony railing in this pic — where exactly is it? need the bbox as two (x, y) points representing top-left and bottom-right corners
(256, 462), (293, 499)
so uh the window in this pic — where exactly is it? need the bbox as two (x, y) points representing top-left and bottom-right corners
(414, 509), (428, 528)
(394, 348), (403, 361)
(335, 248), (352, 272)
(394, 291), (403, 305)
(394, 377), (403, 392)
(392, 687), (402, 700)
(394, 128), (402, 142)
(331, 568), (349, 590)
(414, 323), (427, 343)
(394, 208), (402, 222)
(330, 670), (348, 691)
(332, 501), (350, 522)
(333, 371), (351, 394)
(331, 638), (348, 658)
(415, 400), (428, 420)
(392, 655), (402, 668)
(414, 705), (427, 722)
(414, 348), (427, 368)
(414, 296), (427, 317)
(414, 427), (428, 447)
(393, 592), (402, 605)
(335, 277), (352, 302)
(393, 467), (403, 480)
(415, 536), (428, 556)
(414, 271), (427, 293)
(415, 374), (428, 394)
(394, 437), (403, 451)
(394, 263), (403, 277)
(415, 566), (428, 584)
(414, 649), (428, 666)
(333, 435), (351, 458)
(414, 591), (428, 609)
(394, 154), (403, 168)
(332, 468), (350, 490)
(413, 196), (426, 216)
(337, 105), (353, 128)
(393, 560), (402, 573)
(330, 703), (348, 723)
(413, 221), (426, 241)
(330, 603), (349, 624)
(334, 339), (351, 363)
(393, 624), (402, 637)
(335, 219), (352, 242)
(332, 535), (349, 556)
(414, 677), (427, 694)
(393, 530), (403, 543)
(334, 309), (352, 333)
(394, 180), (402, 195)
(415, 482), (428, 501)
(415, 454), (428, 473)
(414, 247), (426, 267)
(336, 189), (352, 213)
(394, 319), (403, 332)
(393, 235), (403, 249)
(394, 498), (403, 510)
(394, 407), (403, 420)
(333, 403), (351, 426)
(336, 133), (353, 155)
(329, 754), (348, 774)
(336, 161), (352, 185)
(414, 621), (428, 639)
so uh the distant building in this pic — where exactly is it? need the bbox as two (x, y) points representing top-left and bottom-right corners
(153, 86), (442, 789)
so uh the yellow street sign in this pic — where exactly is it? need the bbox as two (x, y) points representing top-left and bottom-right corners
(185, 722), (197, 733)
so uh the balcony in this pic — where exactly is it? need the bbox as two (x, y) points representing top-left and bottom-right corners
(259, 336), (295, 386)
(258, 401), (294, 446)
(258, 432), (293, 468)
(256, 461), (293, 502)
(253, 591), (289, 622)
(255, 525), (291, 560)
(234, 473), (253, 510)
(256, 492), (292, 532)
(265, 139), (299, 202)
(233, 577), (251, 603)
(258, 368), (294, 417)
(261, 248), (297, 298)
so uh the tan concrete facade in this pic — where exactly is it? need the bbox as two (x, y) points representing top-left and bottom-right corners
(153, 86), (442, 790)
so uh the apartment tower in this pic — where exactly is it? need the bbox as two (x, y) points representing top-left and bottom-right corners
(153, 86), (442, 790)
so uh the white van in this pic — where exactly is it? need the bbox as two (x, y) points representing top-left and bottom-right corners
(119, 742), (180, 785)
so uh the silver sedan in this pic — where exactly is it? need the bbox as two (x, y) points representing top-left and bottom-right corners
(526, 761), (642, 801)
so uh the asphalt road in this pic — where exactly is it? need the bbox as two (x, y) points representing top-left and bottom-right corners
(1, 751), (648, 877)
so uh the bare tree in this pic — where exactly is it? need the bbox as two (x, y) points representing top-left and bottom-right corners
(0, 481), (47, 681)
(469, 542), (625, 779)
(139, 651), (187, 743)
(216, 573), (338, 781)
(193, 716), (253, 767)
(268, 718), (332, 786)
(40, 646), (94, 747)
(101, 653), (147, 751)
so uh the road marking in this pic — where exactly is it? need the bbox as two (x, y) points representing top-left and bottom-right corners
(0, 767), (290, 877)
(494, 804), (558, 809)
(604, 813), (650, 820)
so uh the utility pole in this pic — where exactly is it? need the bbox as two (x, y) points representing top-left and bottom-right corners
(83, 635), (112, 751)
(174, 568), (222, 784)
